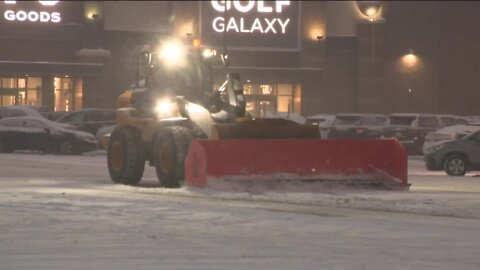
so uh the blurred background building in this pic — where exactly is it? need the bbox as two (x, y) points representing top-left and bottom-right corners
(0, 1), (479, 117)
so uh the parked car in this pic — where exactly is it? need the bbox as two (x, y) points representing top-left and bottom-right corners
(464, 115), (480, 124)
(0, 116), (97, 155)
(0, 106), (74, 129)
(382, 113), (453, 155)
(55, 108), (117, 135)
(305, 114), (336, 139)
(424, 130), (480, 176)
(305, 114), (335, 126)
(422, 125), (480, 154)
(327, 113), (387, 139)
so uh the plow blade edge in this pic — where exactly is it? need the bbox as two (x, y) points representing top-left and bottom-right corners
(185, 139), (408, 190)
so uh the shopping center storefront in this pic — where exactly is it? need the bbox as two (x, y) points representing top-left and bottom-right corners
(3, 1), (480, 116)
(0, 76), (82, 111)
(0, 1), (104, 112)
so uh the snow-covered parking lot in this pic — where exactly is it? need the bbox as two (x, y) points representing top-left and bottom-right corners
(1, 152), (480, 270)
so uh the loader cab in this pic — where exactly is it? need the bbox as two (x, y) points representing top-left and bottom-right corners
(135, 50), (152, 89)
(133, 39), (222, 104)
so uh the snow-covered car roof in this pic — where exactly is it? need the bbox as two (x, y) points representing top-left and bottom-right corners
(389, 113), (441, 117)
(466, 116), (480, 122)
(0, 116), (91, 136)
(336, 113), (385, 117)
(427, 124), (480, 137)
(0, 105), (43, 118)
(263, 112), (306, 124)
(306, 114), (335, 120)
(332, 113), (387, 126)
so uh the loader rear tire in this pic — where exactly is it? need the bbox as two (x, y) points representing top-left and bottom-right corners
(154, 126), (192, 188)
(107, 126), (145, 185)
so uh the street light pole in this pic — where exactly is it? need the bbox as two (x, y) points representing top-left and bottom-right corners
(371, 18), (376, 62)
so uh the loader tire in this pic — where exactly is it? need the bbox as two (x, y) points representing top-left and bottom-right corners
(154, 126), (192, 188)
(107, 126), (145, 185)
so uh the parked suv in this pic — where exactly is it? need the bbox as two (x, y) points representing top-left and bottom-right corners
(55, 108), (116, 135)
(305, 114), (335, 139)
(424, 130), (480, 176)
(383, 113), (461, 155)
(327, 113), (387, 139)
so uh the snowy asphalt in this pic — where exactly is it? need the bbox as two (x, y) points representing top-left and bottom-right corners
(1, 151), (480, 270)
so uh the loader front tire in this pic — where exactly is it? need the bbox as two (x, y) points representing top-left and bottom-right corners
(107, 126), (145, 185)
(154, 126), (192, 188)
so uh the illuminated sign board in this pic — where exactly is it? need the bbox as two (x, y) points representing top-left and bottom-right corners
(200, 0), (300, 51)
(2, 0), (61, 23)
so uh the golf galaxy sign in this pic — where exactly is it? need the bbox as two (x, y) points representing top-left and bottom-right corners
(200, 0), (300, 51)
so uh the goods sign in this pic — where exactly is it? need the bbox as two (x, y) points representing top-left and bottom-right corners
(3, 1), (61, 23)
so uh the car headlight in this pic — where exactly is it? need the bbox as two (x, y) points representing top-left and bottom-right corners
(77, 134), (96, 143)
(154, 98), (180, 119)
(425, 144), (445, 154)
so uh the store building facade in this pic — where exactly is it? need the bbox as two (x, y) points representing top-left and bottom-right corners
(0, 1), (92, 111)
(1, 1), (480, 116)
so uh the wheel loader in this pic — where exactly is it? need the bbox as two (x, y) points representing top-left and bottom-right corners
(107, 37), (409, 190)
(107, 37), (319, 187)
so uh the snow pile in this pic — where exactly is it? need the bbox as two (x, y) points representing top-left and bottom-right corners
(180, 178), (480, 219)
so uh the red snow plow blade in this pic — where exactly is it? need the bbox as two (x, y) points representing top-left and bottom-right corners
(185, 139), (409, 190)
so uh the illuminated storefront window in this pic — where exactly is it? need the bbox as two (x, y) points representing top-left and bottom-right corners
(26, 77), (42, 106)
(243, 83), (302, 117)
(54, 77), (73, 111)
(0, 78), (18, 106)
(0, 76), (82, 110)
(74, 79), (83, 110)
(0, 76), (42, 106)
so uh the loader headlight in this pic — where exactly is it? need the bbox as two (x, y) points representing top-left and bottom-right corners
(158, 39), (186, 68)
(154, 98), (179, 118)
(202, 48), (217, 58)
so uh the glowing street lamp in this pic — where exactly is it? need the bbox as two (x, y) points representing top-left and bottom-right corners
(356, 1), (381, 20)
(403, 49), (418, 67)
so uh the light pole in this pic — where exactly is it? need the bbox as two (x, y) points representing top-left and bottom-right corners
(403, 49), (418, 111)
(370, 18), (375, 62)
